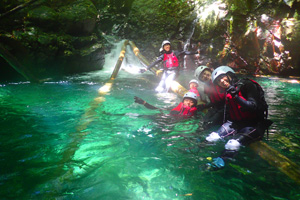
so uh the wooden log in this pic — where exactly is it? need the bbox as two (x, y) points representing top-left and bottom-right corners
(54, 40), (129, 184)
(110, 40), (129, 80)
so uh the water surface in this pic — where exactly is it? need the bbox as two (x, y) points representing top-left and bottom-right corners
(0, 43), (300, 200)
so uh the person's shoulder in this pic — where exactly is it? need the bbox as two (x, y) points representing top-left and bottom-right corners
(239, 78), (254, 86)
(244, 78), (261, 87)
(239, 78), (259, 93)
(156, 53), (165, 60)
(173, 50), (181, 54)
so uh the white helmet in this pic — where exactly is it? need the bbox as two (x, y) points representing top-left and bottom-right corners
(183, 92), (198, 105)
(189, 79), (199, 85)
(161, 40), (171, 48)
(194, 65), (209, 80)
(211, 66), (235, 84)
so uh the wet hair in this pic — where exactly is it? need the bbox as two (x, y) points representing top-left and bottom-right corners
(227, 72), (238, 85)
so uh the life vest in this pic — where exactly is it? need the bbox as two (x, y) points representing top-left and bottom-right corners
(189, 88), (200, 98)
(226, 79), (267, 121)
(204, 81), (225, 105)
(170, 102), (197, 117)
(163, 52), (179, 68)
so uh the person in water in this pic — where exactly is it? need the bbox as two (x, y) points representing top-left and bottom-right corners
(188, 79), (200, 100)
(142, 40), (199, 93)
(194, 65), (226, 128)
(134, 92), (198, 117)
(205, 66), (272, 169)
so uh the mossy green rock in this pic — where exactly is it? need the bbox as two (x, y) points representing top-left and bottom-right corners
(59, 0), (97, 36)
(27, 6), (58, 29)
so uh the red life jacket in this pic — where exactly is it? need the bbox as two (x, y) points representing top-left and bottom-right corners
(189, 88), (200, 98)
(226, 80), (260, 121)
(204, 81), (225, 104)
(170, 102), (197, 117)
(163, 52), (179, 68)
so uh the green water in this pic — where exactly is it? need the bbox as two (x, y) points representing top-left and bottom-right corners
(1, 68), (300, 199)
(0, 71), (300, 200)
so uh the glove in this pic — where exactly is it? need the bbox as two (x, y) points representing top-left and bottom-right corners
(197, 103), (212, 111)
(134, 96), (145, 105)
(156, 69), (163, 76)
(139, 68), (147, 73)
(226, 85), (238, 97)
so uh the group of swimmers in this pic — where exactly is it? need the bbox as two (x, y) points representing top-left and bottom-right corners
(135, 40), (273, 169)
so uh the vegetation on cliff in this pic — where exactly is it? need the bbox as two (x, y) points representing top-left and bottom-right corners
(0, 0), (299, 80)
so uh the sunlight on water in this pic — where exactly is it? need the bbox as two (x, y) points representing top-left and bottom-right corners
(1, 41), (300, 199)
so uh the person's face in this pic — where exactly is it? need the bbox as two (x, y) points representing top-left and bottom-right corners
(200, 69), (211, 82)
(163, 44), (171, 52)
(189, 82), (198, 89)
(183, 98), (195, 107)
(217, 75), (230, 89)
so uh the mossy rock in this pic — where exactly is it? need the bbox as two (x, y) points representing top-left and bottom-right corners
(58, 0), (97, 36)
(27, 6), (58, 29)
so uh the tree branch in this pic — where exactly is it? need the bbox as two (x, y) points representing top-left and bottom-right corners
(0, 0), (39, 20)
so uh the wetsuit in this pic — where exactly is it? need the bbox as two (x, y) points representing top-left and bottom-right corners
(170, 102), (197, 117)
(148, 50), (198, 93)
(134, 97), (197, 117)
(198, 81), (226, 128)
(213, 78), (271, 159)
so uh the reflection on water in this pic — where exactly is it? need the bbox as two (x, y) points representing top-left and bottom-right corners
(1, 43), (300, 199)
(1, 74), (300, 200)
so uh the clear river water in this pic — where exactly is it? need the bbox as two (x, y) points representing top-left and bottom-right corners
(0, 41), (300, 200)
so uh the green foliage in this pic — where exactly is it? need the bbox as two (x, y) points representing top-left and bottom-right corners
(59, 0), (97, 22)
(226, 0), (256, 16)
(26, 5), (58, 28)
(125, 0), (196, 53)
(1, 0), (300, 76)
(0, 0), (19, 13)
(94, 0), (134, 35)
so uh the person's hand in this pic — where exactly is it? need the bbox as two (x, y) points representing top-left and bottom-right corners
(197, 104), (206, 111)
(139, 68), (147, 73)
(134, 96), (145, 105)
(226, 85), (238, 97)
(156, 69), (163, 76)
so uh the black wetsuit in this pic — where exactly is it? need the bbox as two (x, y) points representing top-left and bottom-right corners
(214, 78), (272, 159)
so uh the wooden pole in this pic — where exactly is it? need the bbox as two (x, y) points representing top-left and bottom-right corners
(53, 40), (129, 186)
(110, 40), (129, 80)
(250, 141), (300, 184)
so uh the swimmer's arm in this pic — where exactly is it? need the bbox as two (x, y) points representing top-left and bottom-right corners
(234, 83), (258, 111)
(143, 101), (159, 110)
(134, 96), (164, 111)
(147, 54), (164, 69)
